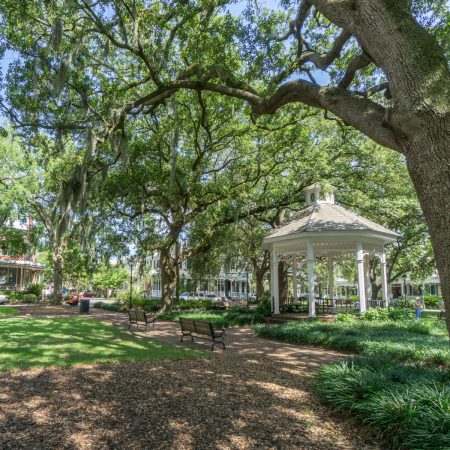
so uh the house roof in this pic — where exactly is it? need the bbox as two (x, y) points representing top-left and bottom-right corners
(265, 203), (399, 240)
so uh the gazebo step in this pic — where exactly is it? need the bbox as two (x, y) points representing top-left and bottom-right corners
(268, 313), (335, 324)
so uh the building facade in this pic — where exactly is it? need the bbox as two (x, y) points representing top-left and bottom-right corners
(138, 251), (251, 299)
(0, 228), (45, 291)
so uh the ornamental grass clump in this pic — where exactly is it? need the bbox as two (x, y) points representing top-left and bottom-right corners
(316, 356), (450, 449)
(255, 318), (450, 448)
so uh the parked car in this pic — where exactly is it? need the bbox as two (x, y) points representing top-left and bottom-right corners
(205, 294), (222, 302)
(180, 292), (191, 301)
(78, 292), (97, 298)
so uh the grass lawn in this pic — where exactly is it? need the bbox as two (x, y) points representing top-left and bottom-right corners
(0, 317), (204, 371)
(255, 318), (450, 448)
(0, 306), (19, 316)
(158, 307), (266, 327)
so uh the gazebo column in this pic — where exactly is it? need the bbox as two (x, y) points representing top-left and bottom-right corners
(380, 252), (389, 307)
(292, 256), (298, 305)
(327, 256), (334, 304)
(306, 241), (316, 317)
(356, 242), (367, 313)
(364, 257), (372, 305)
(270, 249), (280, 314)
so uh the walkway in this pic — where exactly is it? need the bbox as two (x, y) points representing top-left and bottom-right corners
(129, 319), (346, 369)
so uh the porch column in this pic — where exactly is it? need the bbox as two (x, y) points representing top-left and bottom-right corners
(327, 256), (334, 300)
(380, 252), (389, 307)
(292, 256), (298, 305)
(270, 249), (279, 314)
(306, 241), (316, 317)
(356, 242), (366, 313)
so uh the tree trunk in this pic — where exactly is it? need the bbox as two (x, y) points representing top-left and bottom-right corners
(255, 269), (266, 300)
(159, 246), (176, 313)
(175, 240), (180, 302)
(52, 248), (64, 305)
(404, 134), (450, 335)
(371, 283), (381, 302)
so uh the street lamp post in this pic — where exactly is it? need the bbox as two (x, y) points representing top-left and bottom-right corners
(402, 274), (407, 302)
(246, 265), (249, 308)
(128, 257), (134, 310)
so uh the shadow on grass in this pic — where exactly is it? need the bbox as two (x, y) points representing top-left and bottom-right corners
(0, 317), (205, 371)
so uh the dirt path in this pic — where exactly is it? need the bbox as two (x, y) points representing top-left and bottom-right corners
(0, 307), (376, 449)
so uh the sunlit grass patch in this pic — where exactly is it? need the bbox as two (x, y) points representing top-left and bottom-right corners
(0, 317), (205, 371)
(0, 307), (20, 316)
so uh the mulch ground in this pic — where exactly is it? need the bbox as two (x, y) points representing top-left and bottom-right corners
(0, 356), (378, 450)
(0, 305), (379, 449)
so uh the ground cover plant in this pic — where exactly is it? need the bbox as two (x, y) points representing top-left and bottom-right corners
(255, 318), (449, 366)
(0, 317), (203, 371)
(255, 316), (449, 448)
(0, 307), (19, 316)
(316, 356), (450, 449)
(158, 306), (267, 328)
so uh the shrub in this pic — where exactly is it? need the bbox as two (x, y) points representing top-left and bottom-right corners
(256, 296), (272, 317)
(159, 307), (266, 328)
(335, 313), (357, 323)
(20, 294), (38, 303)
(173, 300), (218, 310)
(391, 297), (416, 309)
(423, 294), (443, 309)
(361, 307), (413, 322)
(26, 283), (43, 297)
(361, 308), (390, 322)
(93, 301), (124, 312)
(6, 291), (23, 302)
(132, 298), (160, 311)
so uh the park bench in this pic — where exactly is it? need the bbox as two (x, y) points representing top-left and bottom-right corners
(128, 309), (156, 330)
(179, 317), (226, 350)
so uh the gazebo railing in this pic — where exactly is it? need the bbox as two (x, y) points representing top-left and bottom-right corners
(315, 297), (358, 315)
(279, 296), (385, 315)
(368, 299), (386, 308)
(280, 296), (308, 313)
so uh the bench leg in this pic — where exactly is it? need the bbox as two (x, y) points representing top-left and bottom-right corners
(181, 332), (192, 342)
(212, 339), (225, 351)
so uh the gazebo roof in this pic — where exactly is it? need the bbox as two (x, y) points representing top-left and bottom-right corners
(266, 202), (399, 239)
(263, 185), (399, 247)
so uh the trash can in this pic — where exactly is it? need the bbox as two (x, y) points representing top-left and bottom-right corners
(79, 298), (90, 314)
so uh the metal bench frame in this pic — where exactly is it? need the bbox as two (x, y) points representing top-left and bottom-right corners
(128, 309), (156, 330)
(179, 317), (225, 350)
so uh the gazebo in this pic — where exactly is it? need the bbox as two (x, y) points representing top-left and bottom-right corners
(262, 185), (399, 316)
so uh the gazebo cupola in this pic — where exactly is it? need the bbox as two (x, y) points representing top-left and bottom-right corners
(303, 183), (336, 205)
(262, 184), (399, 316)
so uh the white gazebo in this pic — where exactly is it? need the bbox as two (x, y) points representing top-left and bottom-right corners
(262, 185), (399, 316)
